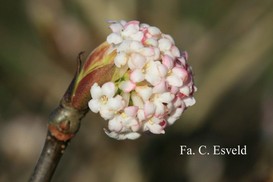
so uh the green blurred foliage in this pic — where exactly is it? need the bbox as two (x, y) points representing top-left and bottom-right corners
(0, 0), (273, 182)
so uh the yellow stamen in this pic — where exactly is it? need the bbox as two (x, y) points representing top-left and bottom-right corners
(121, 112), (127, 118)
(100, 95), (108, 104)
(148, 119), (154, 125)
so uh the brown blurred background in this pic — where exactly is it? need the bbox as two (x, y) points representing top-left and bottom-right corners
(1, 0), (273, 181)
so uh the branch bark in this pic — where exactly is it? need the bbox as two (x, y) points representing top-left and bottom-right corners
(29, 131), (68, 182)
(29, 53), (90, 182)
(29, 101), (87, 182)
(29, 47), (110, 181)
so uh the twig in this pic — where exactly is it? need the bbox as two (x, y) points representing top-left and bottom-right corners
(29, 131), (68, 182)
(29, 100), (87, 182)
(29, 53), (88, 182)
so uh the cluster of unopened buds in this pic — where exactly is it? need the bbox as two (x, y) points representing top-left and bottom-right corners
(88, 20), (197, 140)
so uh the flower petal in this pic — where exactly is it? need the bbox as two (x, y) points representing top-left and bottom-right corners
(107, 33), (123, 44)
(88, 99), (100, 113)
(144, 122), (165, 134)
(171, 46), (180, 57)
(109, 22), (123, 33)
(137, 109), (145, 121)
(107, 96), (124, 111)
(173, 97), (183, 107)
(129, 120), (141, 132)
(153, 80), (167, 94)
(158, 92), (174, 103)
(100, 107), (114, 120)
(128, 53), (146, 70)
(135, 86), (153, 101)
(125, 132), (141, 140)
(158, 38), (172, 51)
(104, 129), (141, 140)
(119, 80), (136, 93)
(131, 92), (144, 108)
(124, 106), (138, 117)
(121, 92), (130, 106)
(155, 102), (165, 117)
(130, 31), (144, 42)
(90, 83), (102, 99)
(172, 67), (188, 81)
(117, 40), (131, 52)
(114, 52), (128, 67)
(148, 26), (161, 36)
(108, 117), (123, 132)
(167, 107), (183, 125)
(103, 129), (124, 140)
(145, 63), (162, 85)
(162, 55), (174, 69)
(102, 82), (115, 98)
(130, 41), (144, 51)
(167, 75), (182, 87)
(162, 34), (175, 44)
(122, 21), (139, 37)
(183, 97), (196, 107)
(130, 69), (145, 83)
(170, 86), (179, 94)
(157, 63), (168, 77)
(144, 38), (158, 47)
(141, 47), (155, 57)
(179, 86), (190, 96)
(144, 101), (156, 118)
(153, 48), (160, 60)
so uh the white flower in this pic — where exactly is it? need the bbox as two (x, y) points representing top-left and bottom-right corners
(145, 61), (168, 86)
(142, 102), (155, 119)
(183, 97), (196, 107)
(158, 38), (172, 52)
(88, 82), (125, 120)
(130, 69), (145, 83)
(114, 52), (128, 68)
(107, 33), (123, 44)
(135, 86), (153, 101)
(128, 53), (146, 70)
(151, 92), (175, 117)
(166, 66), (188, 87)
(105, 106), (141, 140)
(104, 129), (141, 140)
(131, 92), (144, 108)
(148, 26), (161, 36)
(109, 21), (123, 33)
(88, 82), (114, 113)
(167, 107), (184, 125)
(143, 117), (166, 134)
(109, 106), (140, 131)
(162, 55), (174, 70)
(122, 21), (140, 37)
(119, 80), (136, 93)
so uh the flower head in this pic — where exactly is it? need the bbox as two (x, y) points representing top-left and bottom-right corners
(88, 20), (197, 140)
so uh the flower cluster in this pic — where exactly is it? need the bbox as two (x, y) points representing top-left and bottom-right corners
(88, 20), (197, 140)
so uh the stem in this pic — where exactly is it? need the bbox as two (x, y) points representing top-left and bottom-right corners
(29, 54), (88, 181)
(29, 132), (69, 182)
(29, 102), (87, 182)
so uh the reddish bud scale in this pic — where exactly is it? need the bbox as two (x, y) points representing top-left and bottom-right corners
(71, 63), (116, 110)
(82, 42), (112, 73)
(71, 42), (117, 111)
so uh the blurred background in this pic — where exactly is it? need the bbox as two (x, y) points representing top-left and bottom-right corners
(1, 0), (273, 181)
